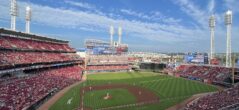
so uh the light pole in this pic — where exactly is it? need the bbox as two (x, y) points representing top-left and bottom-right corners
(109, 25), (114, 47)
(209, 15), (215, 63)
(10, 0), (18, 30)
(25, 6), (31, 33)
(118, 26), (122, 44)
(224, 10), (232, 67)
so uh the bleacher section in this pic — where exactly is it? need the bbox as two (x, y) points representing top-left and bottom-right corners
(0, 28), (83, 110)
(0, 51), (80, 66)
(175, 65), (231, 84)
(87, 65), (129, 71)
(0, 36), (75, 52)
(87, 55), (128, 65)
(0, 65), (82, 110)
(86, 55), (129, 72)
(186, 84), (239, 110)
(0, 28), (75, 52)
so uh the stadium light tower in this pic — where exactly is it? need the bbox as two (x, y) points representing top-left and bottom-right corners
(118, 26), (122, 44)
(109, 25), (114, 46)
(209, 15), (215, 61)
(25, 6), (31, 33)
(10, 0), (18, 30)
(225, 10), (232, 67)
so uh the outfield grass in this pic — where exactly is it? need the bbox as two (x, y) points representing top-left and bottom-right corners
(50, 72), (218, 110)
(84, 88), (136, 109)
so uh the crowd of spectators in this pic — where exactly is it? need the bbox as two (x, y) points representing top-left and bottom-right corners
(0, 34), (84, 110)
(87, 55), (129, 65)
(186, 84), (239, 110)
(0, 51), (80, 66)
(87, 65), (129, 71)
(175, 65), (231, 83)
(0, 36), (75, 52)
(0, 66), (82, 110)
(86, 55), (129, 71)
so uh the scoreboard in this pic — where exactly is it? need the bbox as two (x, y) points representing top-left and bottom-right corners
(184, 53), (208, 64)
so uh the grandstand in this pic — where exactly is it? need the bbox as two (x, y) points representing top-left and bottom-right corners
(0, 28), (83, 110)
(175, 64), (231, 84)
(84, 35), (129, 73)
(186, 84), (239, 110)
(1, 0), (239, 109)
(1, 28), (239, 109)
(85, 54), (129, 72)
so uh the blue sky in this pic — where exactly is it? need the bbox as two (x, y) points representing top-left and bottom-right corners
(0, 0), (239, 52)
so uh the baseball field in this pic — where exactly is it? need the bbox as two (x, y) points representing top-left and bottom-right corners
(49, 72), (218, 110)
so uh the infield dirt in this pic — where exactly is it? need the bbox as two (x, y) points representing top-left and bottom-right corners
(79, 84), (159, 109)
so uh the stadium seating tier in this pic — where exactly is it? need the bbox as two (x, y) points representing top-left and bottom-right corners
(0, 66), (82, 110)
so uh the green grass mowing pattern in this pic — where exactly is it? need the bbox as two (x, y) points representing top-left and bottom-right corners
(50, 72), (218, 110)
(115, 96), (189, 110)
(49, 84), (82, 110)
(87, 72), (159, 80)
(83, 88), (136, 109)
(138, 77), (217, 99)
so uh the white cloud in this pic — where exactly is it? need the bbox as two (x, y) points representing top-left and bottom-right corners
(208, 0), (215, 14)
(172, 0), (239, 52)
(4, 0), (238, 52)
(120, 9), (150, 20)
(174, 0), (208, 28)
(120, 9), (181, 24)
(0, 0), (201, 44)
(64, 1), (96, 10)
(224, 0), (239, 13)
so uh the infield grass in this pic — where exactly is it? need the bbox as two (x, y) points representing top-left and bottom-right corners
(84, 88), (136, 109)
(50, 72), (218, 110)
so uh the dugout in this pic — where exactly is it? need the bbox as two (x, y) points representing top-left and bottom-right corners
(139, 63), (166, 71)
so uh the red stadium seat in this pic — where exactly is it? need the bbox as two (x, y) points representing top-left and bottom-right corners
(175, 65), (231, 83)
(0, 34), (82, 110)
(186, 84), (239, 110)
(0, 36), (75, 52)
(0, 66), (83, 110)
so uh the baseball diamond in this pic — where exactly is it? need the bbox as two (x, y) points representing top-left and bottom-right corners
(48, 72), (218, 110)
(1, 1), (239, 110)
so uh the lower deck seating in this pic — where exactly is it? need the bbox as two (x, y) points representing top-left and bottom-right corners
(0, 65), (82, 110)
(186, 84), (239, 110)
